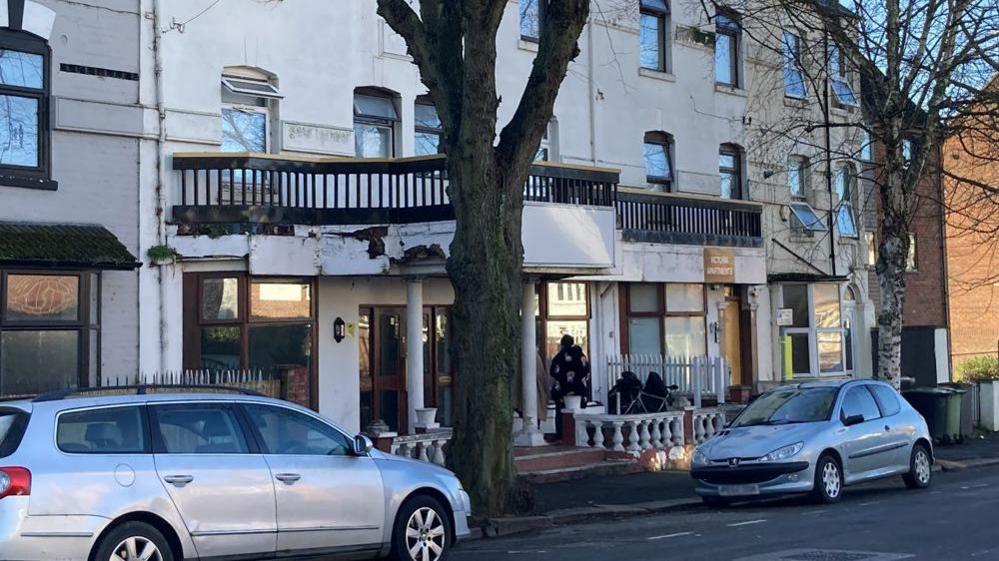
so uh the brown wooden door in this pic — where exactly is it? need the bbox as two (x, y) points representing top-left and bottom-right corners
(359, 307), (408, 434)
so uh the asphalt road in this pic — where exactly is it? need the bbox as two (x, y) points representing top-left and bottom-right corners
(452, 467), (999, 560)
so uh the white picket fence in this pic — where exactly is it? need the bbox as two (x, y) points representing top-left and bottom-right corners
(606, 354), (729, 410)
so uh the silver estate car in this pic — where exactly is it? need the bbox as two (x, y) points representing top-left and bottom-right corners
(691, 379), (933, 504)
(0, 388), (470, 561)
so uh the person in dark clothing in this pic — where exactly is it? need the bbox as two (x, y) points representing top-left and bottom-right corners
(549, 334), (590, 439)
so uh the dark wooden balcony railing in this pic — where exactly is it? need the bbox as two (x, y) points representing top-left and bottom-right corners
(617, 190), (763, 248)
(172, 153), (617, 226)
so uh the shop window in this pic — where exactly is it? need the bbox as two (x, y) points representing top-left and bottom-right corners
(184, 274), (316, 409)
(0, 29), (53, 188)
(624, 283), (706, 358)
(640, 0), (670, 72)
(0, 271), (99, 397)
(414, 97), (443, 156)
(354, 88), (399, 158)
(779, 283), (848, 378)
(714, 10), (740, 86)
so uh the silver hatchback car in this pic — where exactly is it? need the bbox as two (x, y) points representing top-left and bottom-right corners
(0, 388), (470, 561)
(691, 380), (933, 504)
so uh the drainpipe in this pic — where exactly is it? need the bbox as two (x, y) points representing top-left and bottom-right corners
(152, 0), (169, 376)
(586, 20), (597, 166)
(823, 31), (837, 278)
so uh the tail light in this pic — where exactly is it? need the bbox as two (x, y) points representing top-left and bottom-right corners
(0, 467), (30, 499)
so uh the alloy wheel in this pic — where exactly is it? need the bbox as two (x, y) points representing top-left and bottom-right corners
(406, 506), (446, 561)
(110, 536), (162, 561)
(914, 448), (931, 485)
(822, 461), (841, 499)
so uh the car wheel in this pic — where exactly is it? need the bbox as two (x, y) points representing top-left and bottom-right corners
(392, 495), (452, 561)
(93, 521), (173, 561)
(702, 496), (731, 508)
(903, 443), (932, 489)
(812, 454), (843, 504)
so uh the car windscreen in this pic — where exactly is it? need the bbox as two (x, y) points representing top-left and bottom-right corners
(0, 409), (29, 458)
(730, 387), (838, 427)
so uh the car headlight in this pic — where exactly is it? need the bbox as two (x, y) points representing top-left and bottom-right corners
(692, 447), (709, 466)
(762, 442), (804, 462)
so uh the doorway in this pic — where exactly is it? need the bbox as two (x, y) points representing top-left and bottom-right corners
(720, 288), (752, 386)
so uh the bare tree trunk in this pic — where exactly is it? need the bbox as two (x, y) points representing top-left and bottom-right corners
(876, 164), (911, 389)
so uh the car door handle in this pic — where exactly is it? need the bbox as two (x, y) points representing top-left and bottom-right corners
(275, 473), (302, 484)
(163, 475), (194, 487)
(885, 425), (891, 432)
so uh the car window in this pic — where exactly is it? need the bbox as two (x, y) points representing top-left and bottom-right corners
(57, 406), (146, 454)
(153, 404), (249, 454)
(730, 387), (837, 427)
(0, 410), (28, 458)
(841, 386), (882, 422)
(244, 404), (352, 456)
(870, 384), (902, 417)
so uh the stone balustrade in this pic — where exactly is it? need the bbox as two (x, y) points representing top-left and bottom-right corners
(573, 411), (686, 453)
(390, 429), (453, 466)
(692, 409), (725, 444)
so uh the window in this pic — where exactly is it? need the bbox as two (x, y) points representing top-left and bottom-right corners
(859, 130), (873, 162)
(221, 70), (279, 154)
(828, 45), (858, 107)
(790, 202), (827, 232)
(779, 283), (848, 378)
(788, 155), (808, 199)
(834, 163), (858, 238)
(536, 120), (557, 161)
(870, 385), (901, 417)
(57, 406), (146, 454)
(902, 138), (913, 164)
(782, 31), (806, 98)
(841, 386), (881, 422)
(184, 274), (316, 409)
(539, 282), (589, 361)
(520, 0), (542, 41)
(354, 90), (399, 158)
(0, 271), (100, 398)
(719, 144), (741, 199)
(644, 131), (673, 189)
(715, 11), (740, 86)
(244, 404), (352, 456)
(640, 0), (670, 72)
(0, 409), (27, 458)
(731, 387), (837, 426)
(907, 233), (918, 271)
(414, 98), (443, 156)
(0, 30), (52, 185)
(624, 284), (706, 358)
(153, 404), (250, 455)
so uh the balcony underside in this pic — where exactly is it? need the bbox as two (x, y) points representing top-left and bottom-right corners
(622, 229), (763, 248)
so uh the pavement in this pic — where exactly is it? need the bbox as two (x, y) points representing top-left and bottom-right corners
(456, 466), (999, 560)
(474, 432), (999, 540)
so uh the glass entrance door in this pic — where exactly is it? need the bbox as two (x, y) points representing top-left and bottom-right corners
(359, 307), (407, 434)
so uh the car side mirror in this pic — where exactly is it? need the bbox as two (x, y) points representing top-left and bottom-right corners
(353, 434), (374, 455)
(842, 414), (864, 427)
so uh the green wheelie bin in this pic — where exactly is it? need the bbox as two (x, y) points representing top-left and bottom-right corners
(902, 387), (950, 443)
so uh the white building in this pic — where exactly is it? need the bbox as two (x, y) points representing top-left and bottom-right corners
(0, 0), (873, 445)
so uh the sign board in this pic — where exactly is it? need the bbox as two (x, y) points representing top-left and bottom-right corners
(703, 248), (736, 283)
(777, 308), (794, 327)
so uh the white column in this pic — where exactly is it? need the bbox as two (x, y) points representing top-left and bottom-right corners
(406, 278), (425, 433)
(515, 281), (546, 446)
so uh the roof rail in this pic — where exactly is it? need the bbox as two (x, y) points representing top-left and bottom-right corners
(32, 385), (265, 403)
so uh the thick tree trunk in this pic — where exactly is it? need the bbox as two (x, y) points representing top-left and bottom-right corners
(876, 164), (911, 389)
(446, 152), (526, 516)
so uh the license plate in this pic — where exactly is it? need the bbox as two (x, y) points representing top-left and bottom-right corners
(718, 484), (760, 496)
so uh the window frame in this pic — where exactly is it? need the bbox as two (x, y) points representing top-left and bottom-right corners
(719, 143), (742, 199)
(183, 273), (318, 410)
(714, 10), (740, 87)
(0, 269), (100, 397)
(0, 29), (54, 189)
(778, 283), (848, 378)
(787, 155), (808, 200)
(782, 30), (806, 99)
(220, 104), (270, 154)
(639, 0), (670, 73)
(414, 98), (444, 156)
(353, 91), (399, 158)
(520, 0), (544, 42)
(834, 163), (859, 238)
(621, 283), (708, 357)
(643, 131), (674, 189)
